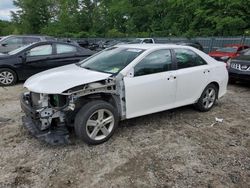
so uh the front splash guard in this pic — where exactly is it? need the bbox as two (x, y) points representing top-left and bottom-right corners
(21, 116), (70, 145)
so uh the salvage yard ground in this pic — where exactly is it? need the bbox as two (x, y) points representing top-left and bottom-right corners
(0, 83), (249, 188)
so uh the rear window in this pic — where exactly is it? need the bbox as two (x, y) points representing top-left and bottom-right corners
(243, 49), (250, 55)
(216, 47), (238, 53)
(23, 37), (40, 44)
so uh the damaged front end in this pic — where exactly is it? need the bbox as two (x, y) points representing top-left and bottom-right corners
(20, 92), (72, 145)
(20, 78), (121, 145)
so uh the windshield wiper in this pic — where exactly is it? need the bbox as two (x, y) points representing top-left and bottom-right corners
(82, 67), (93, 71)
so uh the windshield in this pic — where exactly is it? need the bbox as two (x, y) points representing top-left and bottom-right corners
(79, 47), (145, 74)
(8, 44), (32, 55)
(128, 39), (142, 44)
(216, 47), (238, 53)
(243, 49), (250, 55)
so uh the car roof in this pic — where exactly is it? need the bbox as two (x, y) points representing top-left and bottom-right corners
(115, 43), (194, 50)
(29, 40), (79, 46)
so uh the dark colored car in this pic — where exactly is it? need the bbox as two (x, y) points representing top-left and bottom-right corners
(209, 44), (249, 62)
(100, 40), (123, 49)
(0, 41), (95, 86)
(0, 35), (55, 53)
(228, 48), (250, 83)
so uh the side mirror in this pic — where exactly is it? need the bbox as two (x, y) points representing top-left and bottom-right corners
(1, 43), (7, 47)
(126, 68), (134, 78)
(19, 53), (27, 63)
(25, 51), (30, 57)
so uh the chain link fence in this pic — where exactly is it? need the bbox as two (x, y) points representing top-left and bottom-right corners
(72, 36), (250, 53)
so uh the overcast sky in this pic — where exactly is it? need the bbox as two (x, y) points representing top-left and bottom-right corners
(0, 0), (18, 21)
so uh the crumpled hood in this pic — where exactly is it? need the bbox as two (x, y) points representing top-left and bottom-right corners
(24, 64), (112, 94)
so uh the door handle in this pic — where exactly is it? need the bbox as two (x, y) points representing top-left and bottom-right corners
(167, 75), (177, 80)
(203, 69), (210, 74)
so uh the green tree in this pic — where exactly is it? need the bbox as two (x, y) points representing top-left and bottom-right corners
(11, 0), (53, 34)
(0, 20), (16, 36)
(6, 0), (250, 37)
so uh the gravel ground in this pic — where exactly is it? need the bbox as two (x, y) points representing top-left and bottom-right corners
(0, 83), (249, 188)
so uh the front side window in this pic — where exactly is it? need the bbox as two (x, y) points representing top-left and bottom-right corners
(134, 49), (172, 76)
(27, 45), (52, 56)
(174, 49), (207, 69)
(80, 47), (144, 74)
(56, 44), (77, 54)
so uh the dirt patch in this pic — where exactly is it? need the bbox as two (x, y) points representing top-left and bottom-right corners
(0, 83), (249, 188)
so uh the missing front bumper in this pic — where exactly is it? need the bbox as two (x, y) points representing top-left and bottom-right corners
(21, 116), (70, 145)
(20, 94), (70, 145)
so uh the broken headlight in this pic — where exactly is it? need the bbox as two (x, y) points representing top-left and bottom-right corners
(49, 94), (68, 108)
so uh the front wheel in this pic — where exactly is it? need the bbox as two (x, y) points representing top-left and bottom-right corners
(195, 84), (218, 112)
(0, 68), (17, 86)
(74, 100), (119, 145)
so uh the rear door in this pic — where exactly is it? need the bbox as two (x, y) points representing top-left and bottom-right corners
(124, 49), (177, 118)
(173, 48), (210, 107)
(51, 43), (84, 66)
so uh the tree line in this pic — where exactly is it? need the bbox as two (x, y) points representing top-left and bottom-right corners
(1, 0), (250, 38)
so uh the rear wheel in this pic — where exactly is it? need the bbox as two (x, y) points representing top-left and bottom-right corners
(195, 84), (218, 112)
(74, 100), (119, 145)
(0, 68), (17, 86)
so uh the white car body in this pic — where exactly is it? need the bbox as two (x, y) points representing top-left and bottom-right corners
(24, 44), (228, 119)
(21, 44), (228, 144)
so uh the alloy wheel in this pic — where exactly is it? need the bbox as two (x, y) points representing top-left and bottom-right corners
(202, 87), (216, 109)
(86, 109), (115, 141)
(0, 71), (14, 85)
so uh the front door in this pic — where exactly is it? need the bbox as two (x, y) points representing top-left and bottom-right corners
(124, 49), (177, 119)
(51, 43), (84, 67)
(22, 44), (54, 78)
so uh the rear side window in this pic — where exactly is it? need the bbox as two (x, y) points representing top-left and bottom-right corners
(56, 44), (77, 54)
(174, 49), (207, 69)
(134, 49), (172, 76)
(23, 37), (40, 44)
(27, 45), (52, 56)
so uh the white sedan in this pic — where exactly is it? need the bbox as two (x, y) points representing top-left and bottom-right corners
(21, 44), (228, 145)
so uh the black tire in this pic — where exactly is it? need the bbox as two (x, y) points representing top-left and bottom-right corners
(195, 83), (218, 112)
(74, 100), (119, 145)
(0, 68), (17, 86)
